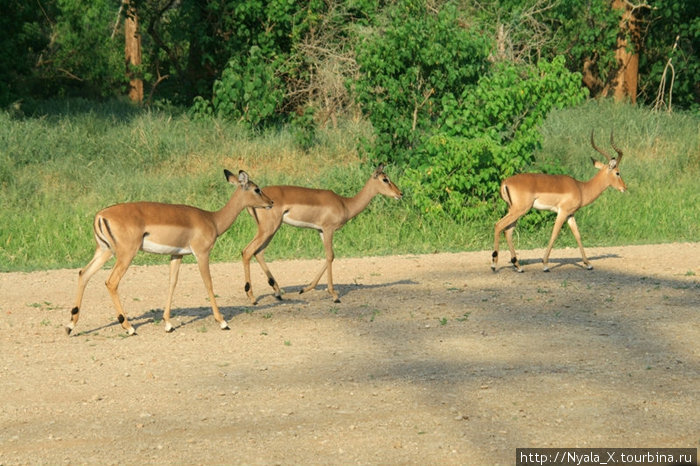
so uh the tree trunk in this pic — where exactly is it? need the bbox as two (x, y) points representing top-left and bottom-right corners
(124, 1), (143, 103)
(608, 0), (641, 103)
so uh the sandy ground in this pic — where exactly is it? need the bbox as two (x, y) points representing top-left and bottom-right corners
(1, 243), (698, 465)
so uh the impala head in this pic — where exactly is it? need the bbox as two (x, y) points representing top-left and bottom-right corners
(372, 163), (403, 200)
(225, 169), (274, 208)
(590, 130), (627, 193)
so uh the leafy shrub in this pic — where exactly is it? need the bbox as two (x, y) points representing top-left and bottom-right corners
(354, 0), (490, 164)
(401, 56), (588, 221)
(210, 46), (284, 128)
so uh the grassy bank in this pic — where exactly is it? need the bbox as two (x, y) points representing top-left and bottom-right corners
(1, 99), (698, 272)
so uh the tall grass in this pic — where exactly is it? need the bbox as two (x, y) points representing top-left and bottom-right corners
(533, 100), (699, 249)
(0, 98), (698, 272)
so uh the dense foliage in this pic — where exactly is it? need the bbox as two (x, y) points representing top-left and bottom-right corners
(353, 1), (490, 164)
(1, 0), (698, 225)
(401, 57), (587, 221)
(3, 0), (698, 110)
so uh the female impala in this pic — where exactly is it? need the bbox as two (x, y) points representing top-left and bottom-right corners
(492, 131), (627, 272)
(242, 164), (402, 304)
(67, 170), (273, 335)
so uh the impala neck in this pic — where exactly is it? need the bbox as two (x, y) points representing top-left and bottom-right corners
(580, 169), (612, 208)
(212, 188), (246, 235)
(343, 178), (379, 221)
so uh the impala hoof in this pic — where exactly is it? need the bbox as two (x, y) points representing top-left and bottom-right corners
(586, 264), (594, 270)
(220, 321), (230, 330)
(65, 323), (74, 335)
(126, 327), (136, 336)
(164, 322), (174, 333)
(275, 295), (283, 301)
(543, 267), (550, 273)
(333, 298), (341, 304)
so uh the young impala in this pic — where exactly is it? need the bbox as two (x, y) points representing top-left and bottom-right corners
(242, 164), (402, 304)
(492, 130), (627, 272)
(67, 170), (273, 335)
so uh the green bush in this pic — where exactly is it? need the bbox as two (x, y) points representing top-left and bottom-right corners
(401, 56), (588, 222)
(354, 0), (490, 164)
(210, 46), (284, 128)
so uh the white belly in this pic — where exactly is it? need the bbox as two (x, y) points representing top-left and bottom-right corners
(532, 199), (559, 213)
(283, 213), (321, 230)
(142, 238), (192, 255)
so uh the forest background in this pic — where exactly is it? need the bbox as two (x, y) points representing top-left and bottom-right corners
(1, 0), (699, 271)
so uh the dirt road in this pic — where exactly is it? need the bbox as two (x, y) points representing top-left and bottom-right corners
(1, 243), (698, 464)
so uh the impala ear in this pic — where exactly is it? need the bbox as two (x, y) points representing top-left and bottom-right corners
(224, 169), (236, 183)
(237, 170), (250, 187)
(591, 158), (606, 170)
(374, 163), (386, 178)
(608, 159), (618, 170)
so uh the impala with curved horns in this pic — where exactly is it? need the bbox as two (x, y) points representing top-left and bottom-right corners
(242, 164), (402, 304)
(67, 169), (273, 335)
(492, 130), (627, 273)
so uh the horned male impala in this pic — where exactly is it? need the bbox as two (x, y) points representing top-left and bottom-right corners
(67, 170), (273, 335)
(492, 131), (627, 273)
(242, 164), (402, 304)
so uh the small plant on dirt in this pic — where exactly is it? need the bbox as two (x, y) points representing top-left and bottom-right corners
(439, 317), (448, 326)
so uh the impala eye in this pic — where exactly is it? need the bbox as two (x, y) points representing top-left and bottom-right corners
(255, 188), (261, 194)
(382, 177), (389, 183)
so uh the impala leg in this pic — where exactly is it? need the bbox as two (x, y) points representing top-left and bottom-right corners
(254, 250), (283, 300)
(322, 231), (339, 303)
(492, 222), (502, 271)
(242, 215), (282, 305)
(300, 230), (339, 302)
(104, 252), (138, 335)
(494, 211), (525, 272)
(566, 216), (592, 270)
(195, 254), (229, 330)
(504, 225), (523, 272)
(542, 213), (568, 272)
(67, 246), (113, 335)
(241, 241), (258, 305)
(163, 255), (183, 332)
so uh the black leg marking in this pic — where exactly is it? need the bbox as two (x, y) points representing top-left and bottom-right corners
(492, 251), (498, 258)
(268, 277), (276, 287)
(511, 257), (518, 264)
(245, 282), (251, 292)
(71, 306), (79, 315)
(118, 314), (125, 324)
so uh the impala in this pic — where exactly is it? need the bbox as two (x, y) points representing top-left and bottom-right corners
(242, 164), (402, 304)
(67, 169), (273, 335)
(492, 130), (627, 273)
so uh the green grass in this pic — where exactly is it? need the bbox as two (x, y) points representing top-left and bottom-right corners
(0, 98), (698, 272)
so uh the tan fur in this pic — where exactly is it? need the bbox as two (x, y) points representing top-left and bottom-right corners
(67, 170), (273, 335)
(242, 164), (402, 304)
(492, 131), (627, 272)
